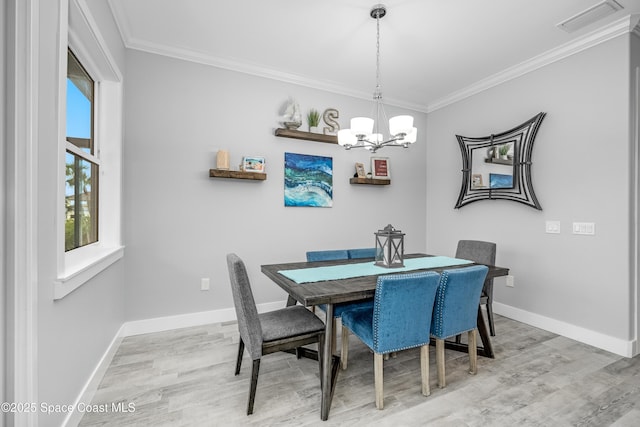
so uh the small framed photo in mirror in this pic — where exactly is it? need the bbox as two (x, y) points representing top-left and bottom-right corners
(371, 157), (390, 179)
(471, 173), (484, 189)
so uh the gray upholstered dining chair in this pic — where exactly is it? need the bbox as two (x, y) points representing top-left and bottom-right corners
(455, 240), (497, 336)
(305, 250), (374, 359)
(340, 271), (440, 409)
(431, 265), (488, 388)
(227, 253), (326, 415)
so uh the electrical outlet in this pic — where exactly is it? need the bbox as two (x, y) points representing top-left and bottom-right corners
(505, 275), (515, 288)
(201, 278), (210, 291)
(545, 220), (561, 234)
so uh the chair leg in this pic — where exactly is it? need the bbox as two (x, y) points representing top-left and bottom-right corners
(331, 321), (337, 355)
(420, 344), (430, 396)
(247, 359), (260, 415)
(436, 338), (446, 388)
(341, 325), (349, 370)
(318, 333), (325, 391)
(468, 329), (478, 375)
(235, 338), (245, 375)
(486, 302), (495, 336)
(374, 353), (384, 409)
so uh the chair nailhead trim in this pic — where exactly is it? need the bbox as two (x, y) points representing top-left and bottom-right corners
(432, 271), (449, 337)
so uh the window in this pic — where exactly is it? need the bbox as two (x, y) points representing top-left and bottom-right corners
(55, 0), (124, 300)
(66, 49), (98, 251)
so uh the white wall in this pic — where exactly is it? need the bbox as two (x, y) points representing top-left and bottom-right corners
(426, 34), (634, 355)
(32, 1), (127, 426)
(122, 49), (428, 321)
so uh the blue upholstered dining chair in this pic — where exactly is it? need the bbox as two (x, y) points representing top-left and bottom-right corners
(340, 271), (440, 409)
(306, 249), (349, 262)
(227, 253), (326, 415)
(455, 240), (497, 336)
(430, 265), (488, 388)
(347, 247), (377, 259)
(305, 250), (374, 358)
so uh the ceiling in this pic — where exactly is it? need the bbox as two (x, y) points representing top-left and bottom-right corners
(107, 0), (640, 112)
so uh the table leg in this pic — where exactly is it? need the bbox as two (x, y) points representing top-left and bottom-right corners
(476, 306), (494, 358)
(321, 303), (334, 420)
(286, 295), (297, 307)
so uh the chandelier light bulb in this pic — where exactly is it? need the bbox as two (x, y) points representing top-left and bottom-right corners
(404, 127), (417, 144)
(338, 129), (357, 147)
(389, 115), (414, 137)
(350, 117), (374, 137)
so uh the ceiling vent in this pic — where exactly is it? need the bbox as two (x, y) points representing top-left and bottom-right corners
(557, 0), (623, 33)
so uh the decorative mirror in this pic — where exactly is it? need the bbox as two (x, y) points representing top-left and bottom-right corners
(455, 112), (546, 210)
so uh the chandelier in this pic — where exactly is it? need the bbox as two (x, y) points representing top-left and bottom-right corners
(338, 4), (417, 153)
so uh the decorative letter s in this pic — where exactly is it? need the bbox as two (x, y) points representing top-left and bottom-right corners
(322, 108), (340, 135)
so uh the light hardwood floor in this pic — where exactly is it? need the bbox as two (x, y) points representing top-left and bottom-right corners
(79, 314), (640, 426)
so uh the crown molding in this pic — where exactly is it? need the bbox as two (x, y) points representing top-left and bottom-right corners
(123, 34), (430, 113)
(107, 1), (636, 115)
(428, 14), (637, 112)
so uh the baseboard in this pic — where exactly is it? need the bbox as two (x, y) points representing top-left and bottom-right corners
(121, 300), (287, 337)
(65, 300), (287, 426)
(62, 324), (126, 427)
(494, 302), (637, 358)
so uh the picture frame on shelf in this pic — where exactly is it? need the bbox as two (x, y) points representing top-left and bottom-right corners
(471, 173), (484, 189)
(355, 162), (366, 178)
(242, 156), (265, 173)
(371, 157), (390, 179)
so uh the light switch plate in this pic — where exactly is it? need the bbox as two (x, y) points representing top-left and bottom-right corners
(573, 222), (595, 235)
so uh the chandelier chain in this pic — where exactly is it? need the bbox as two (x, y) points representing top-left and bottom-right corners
(375, 9), (381, 99)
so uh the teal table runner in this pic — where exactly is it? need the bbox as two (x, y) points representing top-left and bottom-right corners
(278, 256), (473, 284)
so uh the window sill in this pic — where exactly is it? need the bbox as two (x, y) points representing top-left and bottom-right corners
(53, 245), (125, 300)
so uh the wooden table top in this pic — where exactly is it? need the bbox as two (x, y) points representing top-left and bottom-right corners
(261, 253), (509, 307)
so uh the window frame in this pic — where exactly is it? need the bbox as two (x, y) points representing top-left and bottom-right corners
(54, 0), (124, 300)
(65, 47), (99, 252)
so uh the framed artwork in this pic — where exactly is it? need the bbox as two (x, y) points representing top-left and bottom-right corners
(371, 157), (390, 179)
(489, 173), (513, 189)
(471, 173), (484, 189)
(355, 162), (366, 178)
(284, 152), (333, 207)
(242, 156), (265, 173)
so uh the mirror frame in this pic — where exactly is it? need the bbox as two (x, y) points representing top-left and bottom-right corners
(455, 112), (546, 210)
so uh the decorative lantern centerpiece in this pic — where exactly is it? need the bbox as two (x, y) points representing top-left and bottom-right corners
(375, 224), (405, 268)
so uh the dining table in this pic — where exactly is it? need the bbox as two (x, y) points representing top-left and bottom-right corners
(261, 253), (509, 421)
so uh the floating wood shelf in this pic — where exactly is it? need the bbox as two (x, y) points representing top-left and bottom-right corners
(275, 128), (338, 144)
(209, 169), (266, 181)
(349, 177), (390, 185)
(485, 158), (513, 166)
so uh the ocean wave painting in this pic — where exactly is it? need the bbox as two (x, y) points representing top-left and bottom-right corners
(284, 152), (333, 207)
